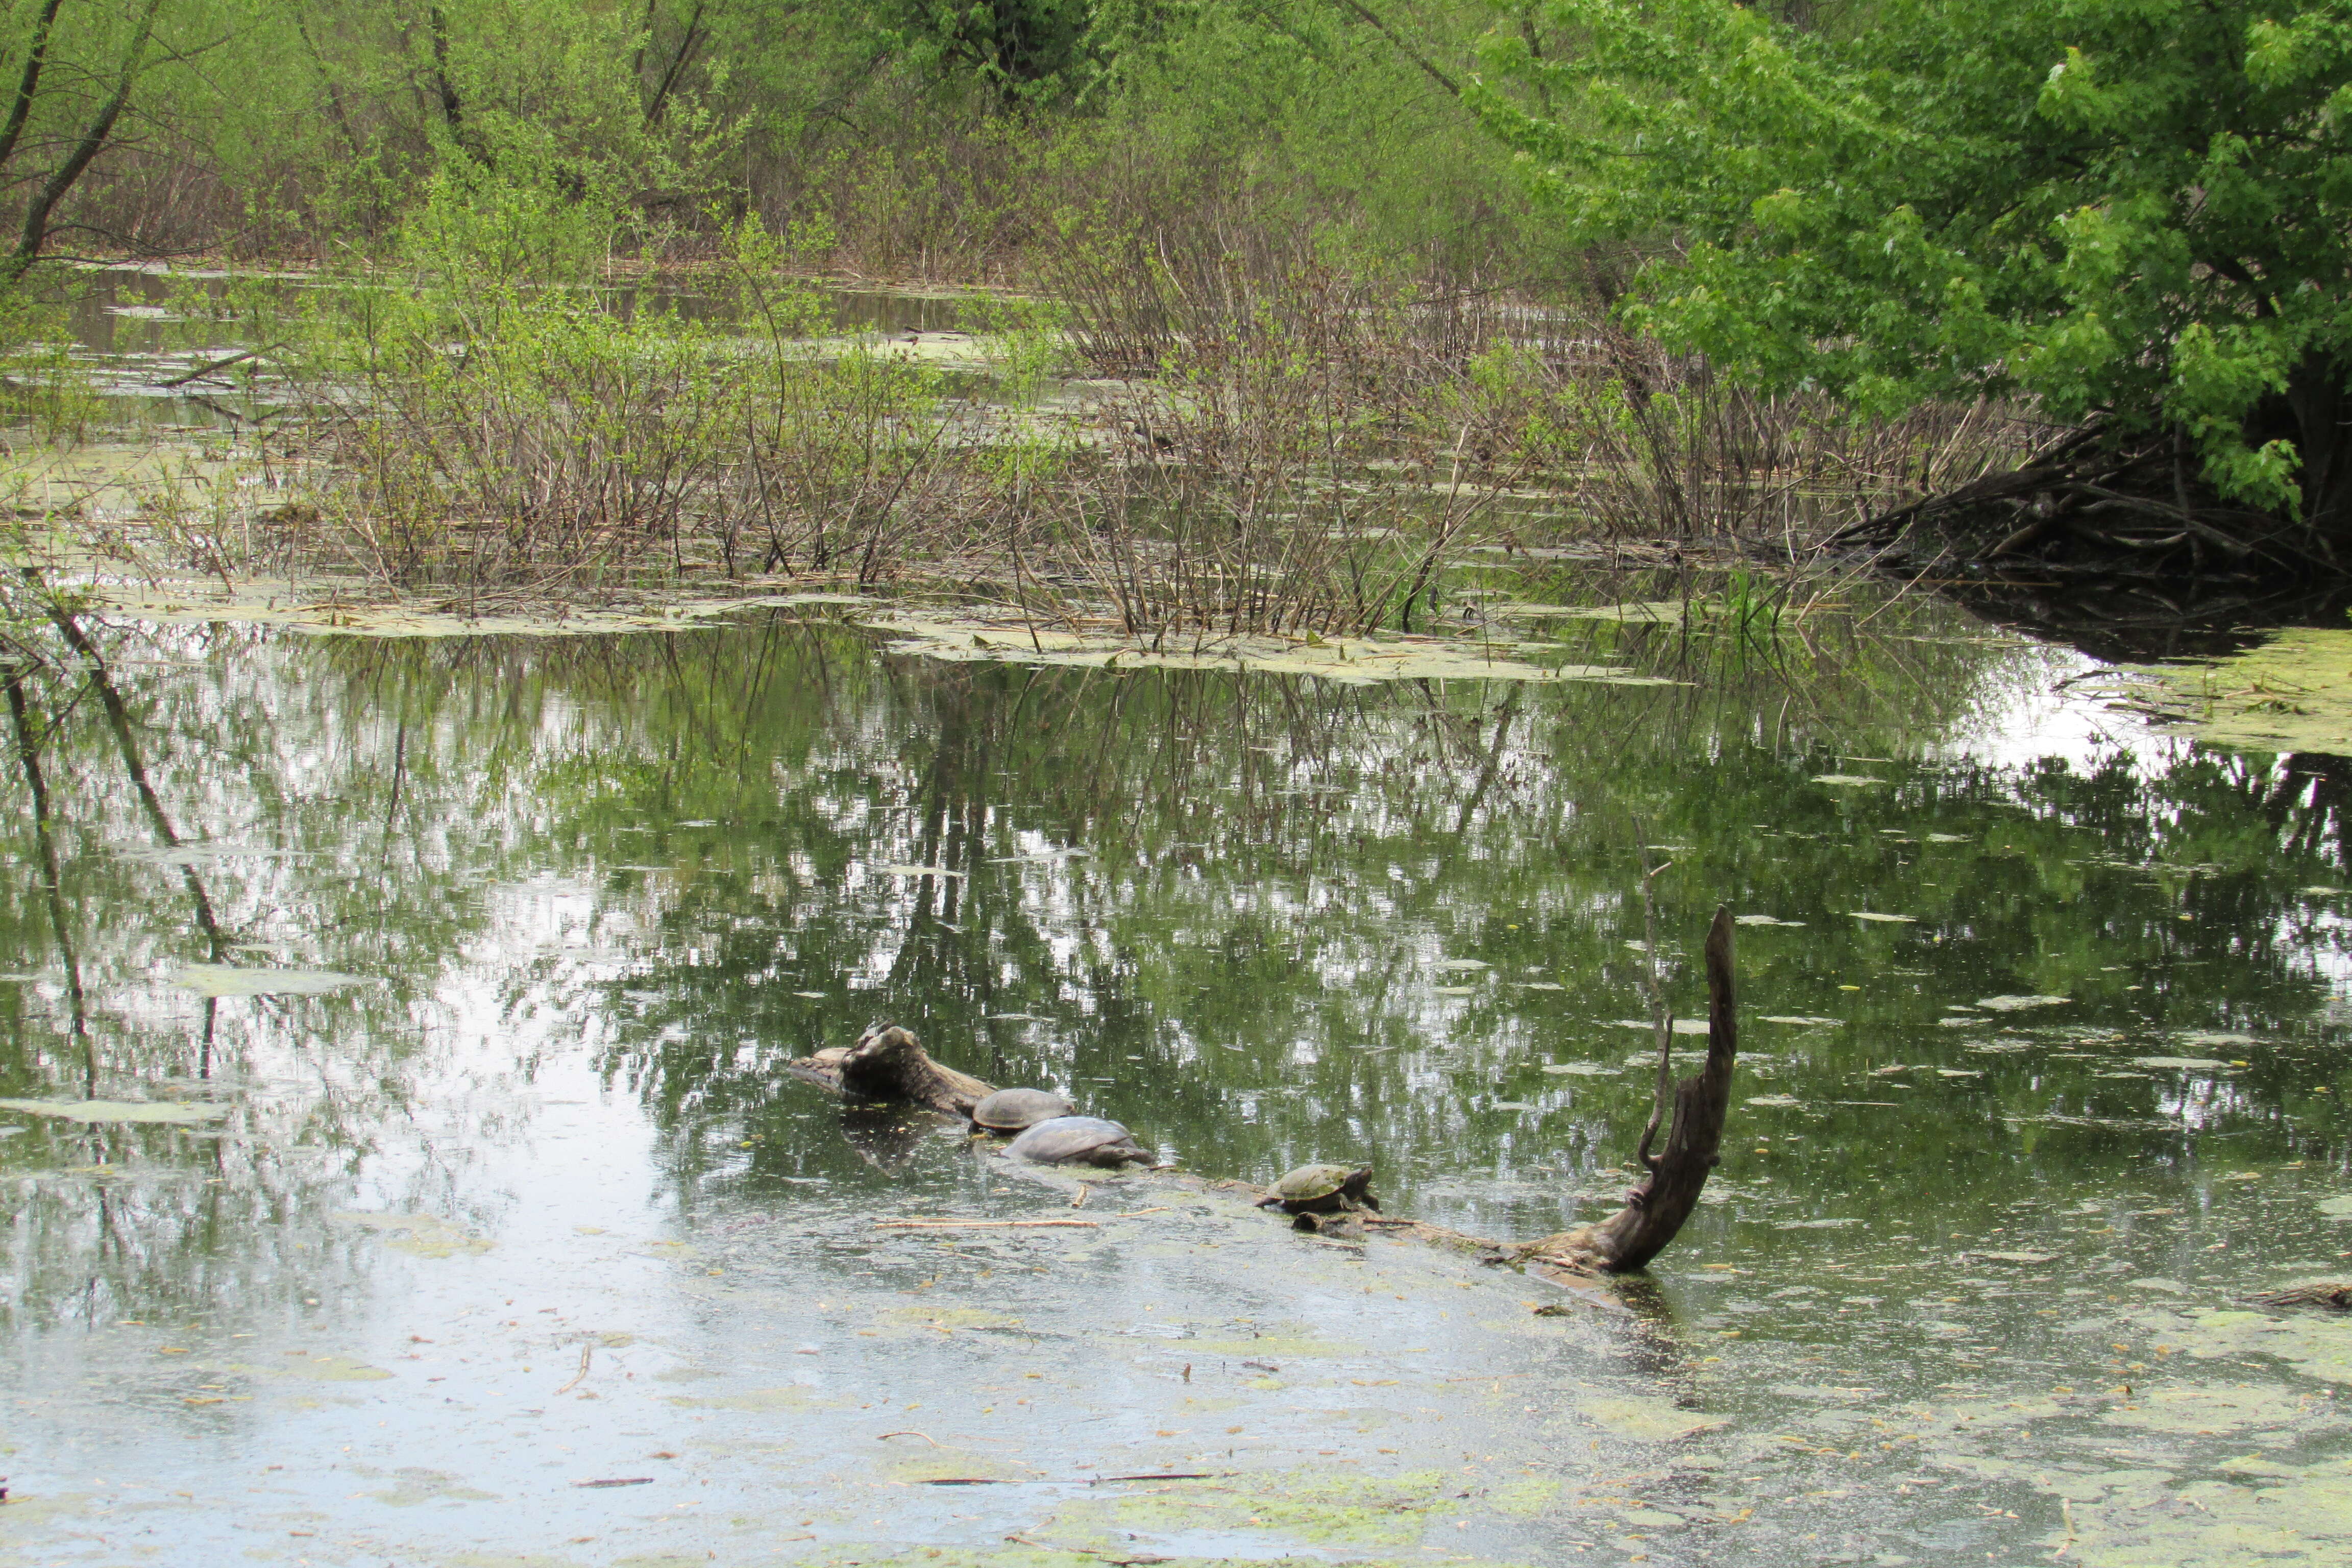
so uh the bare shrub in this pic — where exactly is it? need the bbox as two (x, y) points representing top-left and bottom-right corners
(1043, 223), (2051, 630)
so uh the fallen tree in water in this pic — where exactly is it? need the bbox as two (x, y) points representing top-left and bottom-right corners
(787, 905), (1743, 1282)
(1826, 425), (2338, 583)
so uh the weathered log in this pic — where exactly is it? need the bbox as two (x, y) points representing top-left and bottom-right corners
(1513, 904), (1738, 1276)
(787, 1024), (997, 1118)
(2249, 1282), (2352, 1311)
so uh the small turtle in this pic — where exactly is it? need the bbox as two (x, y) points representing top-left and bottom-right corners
(1003, 1115), (1154, 1168)
(1256, 1164), (1380, 1216)
(970, 1087), (1075, 1135)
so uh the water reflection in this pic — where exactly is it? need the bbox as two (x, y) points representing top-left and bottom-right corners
(3, 585), (2350, 1562)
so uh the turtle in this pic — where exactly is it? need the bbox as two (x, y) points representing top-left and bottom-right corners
(969, 1087), (1075, 1135)
(1003, 1115), (1155, 1168)
(1256, 1163), (1380, 1216)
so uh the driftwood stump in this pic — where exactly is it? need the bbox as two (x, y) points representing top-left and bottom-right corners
(787, 1024), (997, 1118)
(1518, 905), (1738, 1275)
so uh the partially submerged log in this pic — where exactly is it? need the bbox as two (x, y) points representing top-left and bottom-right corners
(788, 1024), (996, 1118)
(1513, 904), (1738, 1276)
(792, 909), (1739, 1284)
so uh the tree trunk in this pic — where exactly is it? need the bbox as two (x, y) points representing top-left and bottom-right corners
(0, 0), (162, 288)
(1515, 905), (1738, 1275)
(2282, 353), (2352, 553)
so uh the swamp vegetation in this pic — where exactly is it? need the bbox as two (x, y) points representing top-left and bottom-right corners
(3, 4), (2352, 1567)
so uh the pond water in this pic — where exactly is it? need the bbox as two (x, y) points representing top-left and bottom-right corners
(3, 578), (2350, 1566)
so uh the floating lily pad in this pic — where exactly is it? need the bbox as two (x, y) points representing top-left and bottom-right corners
(1758, 1015), (1839, 1026)
(1811, 774), (1883, 787)
(1435, 959), (1490, 971)
(1542, 1062), (1620, 1076)
(2130, 1056), (2235, 1071)
(1973, 994), (2070, 1011)
(1608, 1018), (1713, 1034)
(1971, 1250), (2057, 1264)
(1734, 914), (1806, 926)
(0, 1098), (227, 1124)
(1581, 1394), (1727, 1441)
(1745, 1094), (1802, 1107)
(1849, 911), (1917, 923)
(2314, 1195), (2352, 1217)
(332, 1211), (493, 1258)
(170, 965), (371, 997)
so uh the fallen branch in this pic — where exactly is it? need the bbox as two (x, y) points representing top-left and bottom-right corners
(873, 1218), (1101, 1230)
(156, 344), (279, 389)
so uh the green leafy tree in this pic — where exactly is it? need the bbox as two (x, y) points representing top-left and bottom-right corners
(1474, 1), (2352, 537)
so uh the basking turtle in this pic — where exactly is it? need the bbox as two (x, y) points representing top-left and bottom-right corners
(1257, 1163), (1380, 1216)
(970, 1087), (1075, 1135)
(1003, 1115), (1154, 1168)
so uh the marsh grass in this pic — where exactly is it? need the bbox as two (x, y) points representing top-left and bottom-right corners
(210, 208), (1033, 598)
(969, 233), (2035, 639)
(78, 191), (2050, 634)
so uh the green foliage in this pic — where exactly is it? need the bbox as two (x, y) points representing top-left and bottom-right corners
(1475, 1), (2352, 517)
(11, 2), (1539, 292)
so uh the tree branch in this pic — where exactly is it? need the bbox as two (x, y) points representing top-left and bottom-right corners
(1328, 0), (1460, 98)
(0, 0), (163, 288)
(0, 0), (66, 176)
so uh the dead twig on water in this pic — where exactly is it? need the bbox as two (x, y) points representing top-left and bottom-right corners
(873, 1218), (1101, 1230)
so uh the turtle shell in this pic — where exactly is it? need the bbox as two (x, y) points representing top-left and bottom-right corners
(1257, 1163), (1379, 1215)
(1003, 1115), (1152, 1167)
(970, 1087), (1075, 1133)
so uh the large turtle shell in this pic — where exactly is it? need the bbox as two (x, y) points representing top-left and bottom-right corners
(1003, 1115), (1152, 1167)
(1257, 1163), (1379, 1215)
(970, 1087), (1075, 1133)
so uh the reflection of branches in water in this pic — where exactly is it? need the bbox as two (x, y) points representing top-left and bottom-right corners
(5, 664), (92, 1091)
(47, 607), (230, 964)
(2269, 754), (2352, 875)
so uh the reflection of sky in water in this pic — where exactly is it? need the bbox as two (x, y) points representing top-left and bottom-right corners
(2, 595), (2349, 1566)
